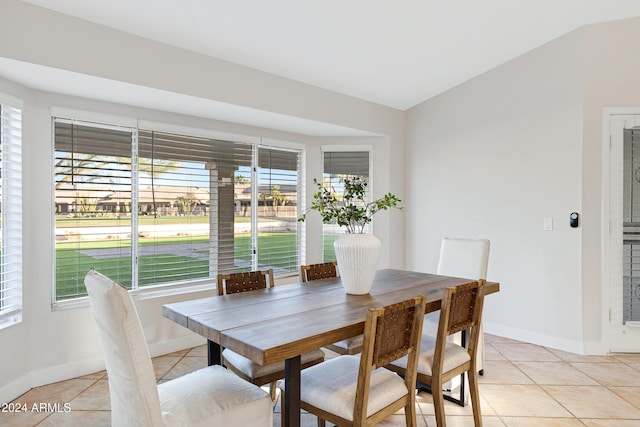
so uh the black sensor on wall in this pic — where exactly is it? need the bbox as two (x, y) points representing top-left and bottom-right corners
(570, 212), (579, 228)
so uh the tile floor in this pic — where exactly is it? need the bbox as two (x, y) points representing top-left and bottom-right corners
(2, 334), (640, 426)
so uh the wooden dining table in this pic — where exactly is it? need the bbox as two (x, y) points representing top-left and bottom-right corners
(162, 268), (499, 427)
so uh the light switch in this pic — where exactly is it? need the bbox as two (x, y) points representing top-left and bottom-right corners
(543, 217), (553, 231)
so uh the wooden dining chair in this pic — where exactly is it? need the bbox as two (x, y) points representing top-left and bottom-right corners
(280, 295), (426, 427)
(386, 280), (486, 427)
(300, 261), (338, 281)
(218, 269), (325, 400)
(217, 269), (275, 295)
(300, 262), (364, 356)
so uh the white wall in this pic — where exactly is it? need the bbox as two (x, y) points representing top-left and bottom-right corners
(0, 1), (405, 403)
(406, 17), (640, 355)
(406, 28), (586, 353)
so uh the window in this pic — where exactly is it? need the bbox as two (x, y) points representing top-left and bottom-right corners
(0, 96), (23, 329)
(321, 148), (371, 261)
(54, 118), (302, 302)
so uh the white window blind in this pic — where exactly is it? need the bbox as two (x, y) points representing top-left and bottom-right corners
(322, 150), (370, 262)
(256, 146), (301, 273)
(0, 99), (23, 328)
(54, 118), (303, 301)
(137, 129), (254, 283)
(54, 120), (134, 298)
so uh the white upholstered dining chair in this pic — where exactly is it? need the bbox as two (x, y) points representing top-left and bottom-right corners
(425, 237), (489, 375)
(84, 269), (273, 427)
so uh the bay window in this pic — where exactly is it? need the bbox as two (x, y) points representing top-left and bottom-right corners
(54, 117), (302, 302)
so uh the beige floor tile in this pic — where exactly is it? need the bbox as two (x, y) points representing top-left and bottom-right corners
(571, 362), (640, 386)
(186, 344), (208, 357)
(484, 334), (523, 345)
(68, 379), (110, 411)
(273, 411), (323, 427)
(581, 419), (640, 426)
(608, 386), (640, 409)
(479, 384), (572, 417)
(11, 378), (97, 407)
(161, 355), (207, 380)
(423, 414), (505, 426)
(547, 348), (618, 364)
(492, 343), (563, 362)
(514, 361), (598, 385)
(478, 360), (533, 385)
(9, 340), (640, 427)
(613, 354), (640, 364)
(150, 355), (181, 379)
(501, 417), (585, 426)
(37, 409), (111, 426)
(76, 370), (107, 380)
(0, 410), (50, 427)
(374, 413), (413, 426)
(484, 343), (508, 361)
(416, 388), (494, 417)
(162, 348), (190, 357)
(544, 385), (640, 419)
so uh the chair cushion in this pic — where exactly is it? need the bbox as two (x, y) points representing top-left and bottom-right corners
(84, 269), (163, 427)
(223, 348), (325, 379)
(390, 334), (470, 377)
(327, 335), (364, 353)
(288, 355), (408, 421)
(158, 364), (272, 427)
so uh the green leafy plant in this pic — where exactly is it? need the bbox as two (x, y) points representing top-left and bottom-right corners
(298, 176), (402, 234)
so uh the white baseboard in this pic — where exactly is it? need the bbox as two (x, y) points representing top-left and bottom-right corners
(484, 321), (587, 355)
(0, 375), (32, 407)
(147, 334), (206, 358)
(0, 333), (207, 405)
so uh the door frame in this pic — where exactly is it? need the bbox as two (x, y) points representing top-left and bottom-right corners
(603, 108), (640, 353)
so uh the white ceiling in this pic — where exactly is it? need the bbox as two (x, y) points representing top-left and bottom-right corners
(6, 1), (640, 135)
(19, 0), (640, 110)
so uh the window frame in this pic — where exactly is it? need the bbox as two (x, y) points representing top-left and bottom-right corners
(320, 145), (373, 262)
(52, 111), (305, 307)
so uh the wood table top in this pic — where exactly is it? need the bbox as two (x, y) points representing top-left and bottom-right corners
(163, 268), (499, 365)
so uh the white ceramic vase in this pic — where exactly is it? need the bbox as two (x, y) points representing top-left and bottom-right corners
(333, 233), (381, 295)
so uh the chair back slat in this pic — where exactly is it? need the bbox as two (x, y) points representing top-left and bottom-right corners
(447, 283), (481, 335)
(371, 298), (421, 368)
(218, 269), (274, 295)
(300, 262), (338, 282)
(440, 280), (484, 337)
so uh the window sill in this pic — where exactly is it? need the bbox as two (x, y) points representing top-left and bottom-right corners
(52, 281), (216, 311)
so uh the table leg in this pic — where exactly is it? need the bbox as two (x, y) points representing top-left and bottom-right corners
(283, 355), (301, 427)
(207, 340), (222, 366)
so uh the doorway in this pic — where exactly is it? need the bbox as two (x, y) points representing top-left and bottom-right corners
(609, 113), (640, 352)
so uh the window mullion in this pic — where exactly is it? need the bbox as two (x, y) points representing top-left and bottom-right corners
(251, 144), (259, 271)
(131, 128), (139, 290)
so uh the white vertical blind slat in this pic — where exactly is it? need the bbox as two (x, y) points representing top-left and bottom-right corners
(0, 100), (23, 328)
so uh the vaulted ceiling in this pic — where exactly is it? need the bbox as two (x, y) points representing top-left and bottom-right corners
(18, 0), (640, 110)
